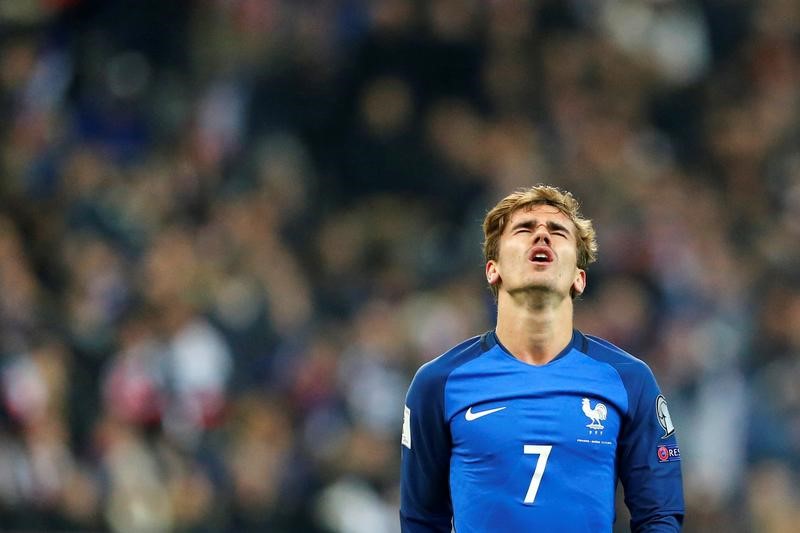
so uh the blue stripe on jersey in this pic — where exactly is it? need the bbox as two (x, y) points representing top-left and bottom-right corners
(582, 334), (685, 531)
(400, 335), (485, 532)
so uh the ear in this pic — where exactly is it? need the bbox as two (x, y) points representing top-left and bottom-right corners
(572, 269), (587, 296)
(486, 261), (500, 286)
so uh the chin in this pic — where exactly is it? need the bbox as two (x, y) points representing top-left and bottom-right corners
(508, 282), (556, 295)
(519, 279), (573, 298)
(522, 276), (557, 291)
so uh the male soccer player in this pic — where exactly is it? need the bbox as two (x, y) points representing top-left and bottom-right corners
(400, 185), (684, 532)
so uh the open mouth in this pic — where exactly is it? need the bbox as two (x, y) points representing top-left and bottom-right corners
(528, 247), (554, 264)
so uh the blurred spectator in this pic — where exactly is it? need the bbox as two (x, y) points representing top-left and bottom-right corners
(1, 1), (799, 532)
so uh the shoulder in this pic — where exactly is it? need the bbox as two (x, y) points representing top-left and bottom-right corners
(580, 333), (658, 393)
(407, 334), (488, 398)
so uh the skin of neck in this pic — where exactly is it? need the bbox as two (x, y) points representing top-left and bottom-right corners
(494, 287), (575, 366)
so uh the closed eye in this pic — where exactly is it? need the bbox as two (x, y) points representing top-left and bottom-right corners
(547, 222), (571, 238)
(510, 221), (534, 234)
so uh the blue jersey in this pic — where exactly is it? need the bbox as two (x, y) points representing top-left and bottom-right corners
(400, 330), (684, 532)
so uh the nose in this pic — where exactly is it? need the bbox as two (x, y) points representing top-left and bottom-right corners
(533, 225), (551, 245)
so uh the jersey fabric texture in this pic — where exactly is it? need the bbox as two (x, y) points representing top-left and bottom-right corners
(400, 330), (684, 533)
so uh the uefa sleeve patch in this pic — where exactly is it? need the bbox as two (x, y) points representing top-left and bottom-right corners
(402, 405), (412, 449)
(656, 395), (675, 439)
(656, 444), (680, 463)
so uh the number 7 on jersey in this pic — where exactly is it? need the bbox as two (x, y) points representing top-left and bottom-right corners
(523, 445), (552, 504)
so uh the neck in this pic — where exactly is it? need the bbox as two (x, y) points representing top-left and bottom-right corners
(494, 289), (575, 366)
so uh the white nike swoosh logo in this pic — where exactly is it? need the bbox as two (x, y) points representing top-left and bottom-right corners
(465, 406), (506, 421)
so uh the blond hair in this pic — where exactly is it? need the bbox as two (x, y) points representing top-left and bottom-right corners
(482, 185), (598, 298)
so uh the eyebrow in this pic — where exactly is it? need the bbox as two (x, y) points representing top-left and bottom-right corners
(510, 218), (573, 235)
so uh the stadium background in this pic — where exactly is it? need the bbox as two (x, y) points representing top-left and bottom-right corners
(1, 0), (799, 531)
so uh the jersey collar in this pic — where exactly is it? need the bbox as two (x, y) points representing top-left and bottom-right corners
(482, 329), (586, 364)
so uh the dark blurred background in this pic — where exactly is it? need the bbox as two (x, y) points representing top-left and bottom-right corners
(1, 0), (799, 531)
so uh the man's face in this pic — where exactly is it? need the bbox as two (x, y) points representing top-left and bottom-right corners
(486, 204), (586, 300)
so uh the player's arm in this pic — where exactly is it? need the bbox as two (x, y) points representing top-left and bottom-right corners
(617, 362), (685, 532)
(400, 364), (453, 533)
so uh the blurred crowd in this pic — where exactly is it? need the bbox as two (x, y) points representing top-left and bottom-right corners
(1, 0), (800, 531)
